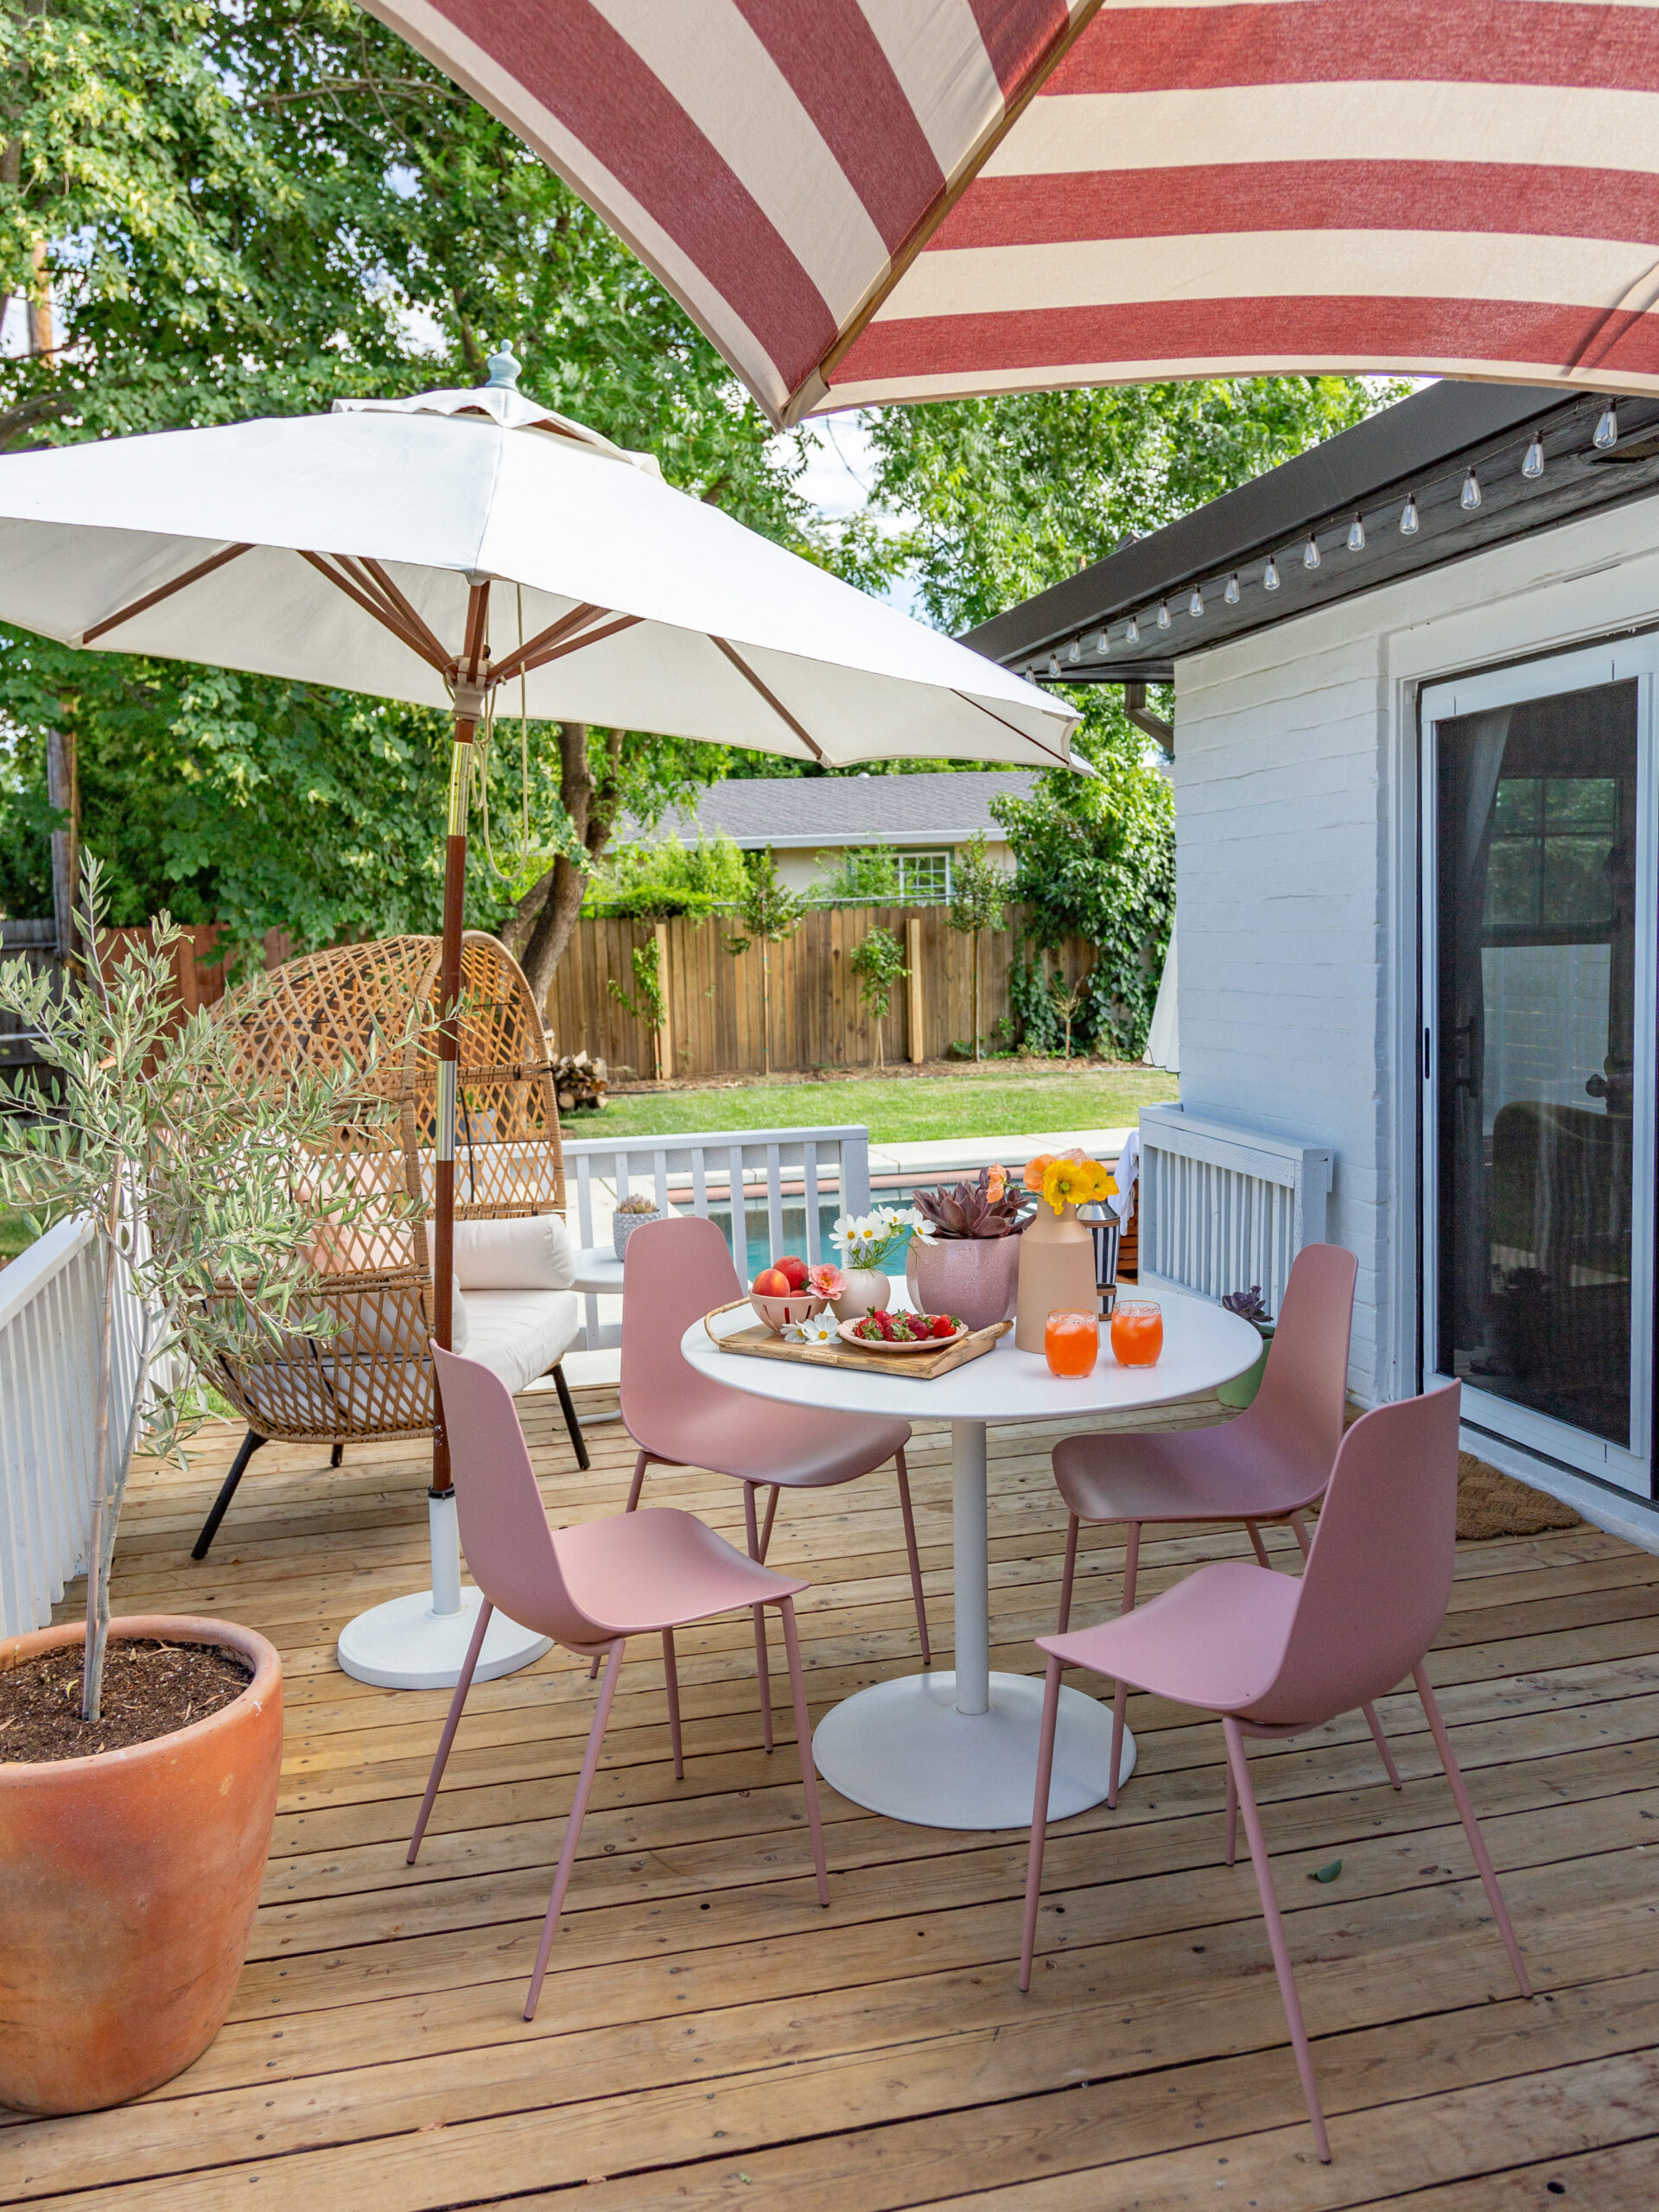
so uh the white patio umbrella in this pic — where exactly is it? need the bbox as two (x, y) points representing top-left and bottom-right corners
(0, 352), (1077, 1684)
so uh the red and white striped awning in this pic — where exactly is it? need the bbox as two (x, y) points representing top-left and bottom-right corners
(365, 0), (1659, 426)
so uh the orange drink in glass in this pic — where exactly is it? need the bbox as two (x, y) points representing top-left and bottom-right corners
(1110, 1298), (1163, 1368)
(1045, 1310), (1099, 1378)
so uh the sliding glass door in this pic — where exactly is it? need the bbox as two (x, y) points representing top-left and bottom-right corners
(1421, 647), (1656, 1496)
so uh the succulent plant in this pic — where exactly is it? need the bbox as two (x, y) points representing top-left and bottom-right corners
(913, 1166), (1033, 1241)
(1222, 1285), (1274, 1330)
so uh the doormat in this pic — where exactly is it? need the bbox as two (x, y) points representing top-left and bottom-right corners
(1458, 1452), (1581, 1541)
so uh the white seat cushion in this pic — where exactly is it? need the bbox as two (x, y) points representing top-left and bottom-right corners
(461, 1288), (580, 1396)
(454, 1213), (575, 1291)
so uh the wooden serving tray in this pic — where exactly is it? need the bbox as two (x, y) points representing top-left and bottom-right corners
(704, 1302), (1011, 1380)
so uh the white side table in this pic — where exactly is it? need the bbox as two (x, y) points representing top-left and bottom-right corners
(681, 1290), (1259, 1830)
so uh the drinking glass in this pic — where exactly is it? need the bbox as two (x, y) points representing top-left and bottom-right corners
(1045, 1310), (1100, 1378)
(1109, 1298), (1163, 1368)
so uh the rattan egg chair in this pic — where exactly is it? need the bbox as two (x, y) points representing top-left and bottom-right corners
(193, 931), (587, 1559)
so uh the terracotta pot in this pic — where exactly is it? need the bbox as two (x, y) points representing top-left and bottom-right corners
(830, 1266), (891, 1322)
(1014, 1200), (1100, 1351)
(0, 1614), (283, 2114)
(906, 1234), (1022, 1333)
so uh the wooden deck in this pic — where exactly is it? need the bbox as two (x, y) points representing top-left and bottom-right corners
(11, 1384), (1659, 2208)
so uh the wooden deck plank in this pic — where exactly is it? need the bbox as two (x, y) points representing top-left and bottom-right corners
(14, 1410), (1657, 2209)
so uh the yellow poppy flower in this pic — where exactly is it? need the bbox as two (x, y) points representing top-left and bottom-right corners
(1041, 1158), (1095, 1213)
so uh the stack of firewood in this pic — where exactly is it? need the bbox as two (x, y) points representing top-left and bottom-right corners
(551, 1050), (608, 1114)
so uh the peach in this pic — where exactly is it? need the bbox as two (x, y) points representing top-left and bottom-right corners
(753, 1267), (791, 1298)
(774, 1255), (809, 1290)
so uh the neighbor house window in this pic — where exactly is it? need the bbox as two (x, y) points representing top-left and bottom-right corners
(898, 849), (952, 902)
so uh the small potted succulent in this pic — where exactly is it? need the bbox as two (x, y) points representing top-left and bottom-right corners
(612, 1191), (664, 1258)
(1219, 1285), (1276, 1407)
(907, 1165), (1033, 1333)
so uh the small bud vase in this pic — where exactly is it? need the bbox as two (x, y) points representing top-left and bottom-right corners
(830, 1267), (892, 1323)
(1014, 1201), (1098, 1351)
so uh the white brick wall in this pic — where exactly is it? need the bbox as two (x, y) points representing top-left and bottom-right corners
(1170, 484), (1659, 1408)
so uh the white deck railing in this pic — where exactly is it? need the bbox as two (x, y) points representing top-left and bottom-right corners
(562, 1123), (871, 1351)
(1137, 1103), (1334, 1319)
(0, 1216), (155, 1639)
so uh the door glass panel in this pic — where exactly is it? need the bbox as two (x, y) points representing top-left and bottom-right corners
(1435, 682), (1638, 1445)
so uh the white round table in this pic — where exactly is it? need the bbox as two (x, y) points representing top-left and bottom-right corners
(682, 1288), (1260, 1831)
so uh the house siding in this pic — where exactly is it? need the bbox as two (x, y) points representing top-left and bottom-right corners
(1171, 484), (1659, 1412)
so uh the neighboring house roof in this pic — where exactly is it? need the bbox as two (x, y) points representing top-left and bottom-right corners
(630, 771), (1037, 852)
(965, 381), (1659, 684)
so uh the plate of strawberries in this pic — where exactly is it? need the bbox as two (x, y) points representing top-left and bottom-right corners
(839, 1308), (967, 1354)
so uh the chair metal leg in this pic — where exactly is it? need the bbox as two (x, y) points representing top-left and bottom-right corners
(744, 1484), (773, 1753)
(1224, 1757), (1239, 1866)
(1057, 1512), (1080, 1632)
(894, 1449), (932, 1667)
(329, 1441), (344, 1469)
(758, 1482), (781, 1563)
(778, 1596), (830, 1906)
(1246, 1519), (1273, 1570)
(1020, 1652), (1065, 1991)
(524, 1639), (625, 2022)
(408, 1599), (493, 1863)
(1414, 1664), (1531, 1999)
(192, 1428), (268, 1560)
(1107, 1522), (1140, 1809)
(1362, 1701), (1404, 1789)
(1224, 1717), (1332, 2163)
(659, 1627), (684, 1779)
(550, 1362), (590, 1472)
(626, 1449), (651, 1512)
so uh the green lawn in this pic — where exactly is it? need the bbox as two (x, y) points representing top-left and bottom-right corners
(1, 1208), (43, 1264)
(575, 1061), (1178, 1147)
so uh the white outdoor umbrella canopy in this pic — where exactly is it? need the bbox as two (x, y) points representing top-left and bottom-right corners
(0, 387), (1072, 768)
(0, 359), (1076, 1690)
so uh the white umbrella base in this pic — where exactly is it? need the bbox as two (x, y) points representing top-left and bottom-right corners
(336, 1585), (551, 1689)
(811, 1669), (1135, 1831)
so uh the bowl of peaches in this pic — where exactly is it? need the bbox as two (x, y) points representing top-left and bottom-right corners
(749, 1256), (844, 1332)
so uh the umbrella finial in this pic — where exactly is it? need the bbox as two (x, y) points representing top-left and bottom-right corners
(485, 346), (522, 391)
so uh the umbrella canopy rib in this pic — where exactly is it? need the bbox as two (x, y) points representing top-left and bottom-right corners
(80, 543), (253, 645)
(490, 600), (607, 684)
(298, 550), (452, 673)
(514, 611), (639, 679)
(711, 636), (827, 764)
(356, 557), (453, 670)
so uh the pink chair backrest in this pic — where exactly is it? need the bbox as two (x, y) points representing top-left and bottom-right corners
(431, 1344), (596, 1648)
(620, 1215), (744, 1459)
(1243, 1383), (1462, 1729)
(1236, 1243), (1358, 1495)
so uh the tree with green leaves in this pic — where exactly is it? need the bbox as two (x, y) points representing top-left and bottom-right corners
(0, 0), (818, 979)
(946, 830), (1007, 1060)
(849, 925), (908, 1071)
(727, 852), (806, 1078)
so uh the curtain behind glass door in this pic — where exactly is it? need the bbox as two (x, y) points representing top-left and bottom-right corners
(1435, 681), (1638, 1446)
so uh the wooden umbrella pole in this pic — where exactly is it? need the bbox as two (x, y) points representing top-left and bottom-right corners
(432, 582), (491, 1500)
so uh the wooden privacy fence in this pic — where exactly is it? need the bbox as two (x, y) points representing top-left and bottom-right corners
(544, 904), (1096, 1079)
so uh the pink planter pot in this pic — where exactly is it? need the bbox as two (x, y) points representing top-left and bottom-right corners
(906, 1234), (1022, 1334)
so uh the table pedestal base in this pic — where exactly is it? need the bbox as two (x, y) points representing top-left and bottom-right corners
(812, 1670), (1135, 1831)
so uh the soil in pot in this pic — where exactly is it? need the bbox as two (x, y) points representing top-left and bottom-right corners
(0, 1638), (252, 1764)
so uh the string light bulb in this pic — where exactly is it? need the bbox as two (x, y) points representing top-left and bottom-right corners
(1157, 598), (1171, 629)
(1095, 630), (1109, 654)
(1595, 402), (1618, 451)
(1189, 584), (1205, 617)
(1461, 468), (1482, 511)
(1224, 571), (1240, 604)
(1347, 513), (1365, 552)
(1046, 654), (1060, 677)
(1263, 555), (1280, 591)
(1126, 613), (1140, 644)
(1401, 494), (1420, 534)
(1303, 535), (1321, 569)
(1067, 637), (1081, 662)
(1522, 434), (1545, 480)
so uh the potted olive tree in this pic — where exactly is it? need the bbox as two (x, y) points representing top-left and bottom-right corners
(0, 866), (387, 2115)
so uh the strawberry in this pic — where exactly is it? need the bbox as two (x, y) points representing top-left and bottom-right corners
(930, 1314), (955, 1339)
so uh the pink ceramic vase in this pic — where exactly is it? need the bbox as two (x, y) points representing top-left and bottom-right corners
(906, 1233), (1022, 1334)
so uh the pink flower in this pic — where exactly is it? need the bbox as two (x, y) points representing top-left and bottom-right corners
(809, 1262), (846, 1299)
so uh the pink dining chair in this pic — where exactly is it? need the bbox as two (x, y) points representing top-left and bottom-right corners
(1049, 1243), (1402, 1806)
(410, 1344), (830, 2023)
(1020, 1383), (1530, 2164)
(616, 1216), (931, 1738)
